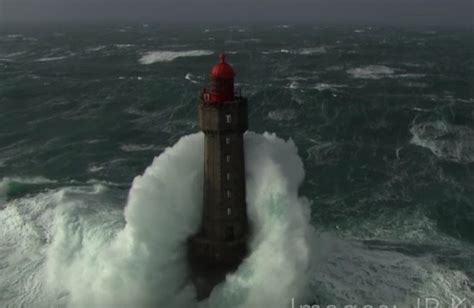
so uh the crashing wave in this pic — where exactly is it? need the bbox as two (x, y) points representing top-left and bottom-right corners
(0, 176), (57, 205)
(139, 50), (214, 64)
(1, 134), (473, 307)
(44, 132), (314, 307)
(410, 121), (474, 163)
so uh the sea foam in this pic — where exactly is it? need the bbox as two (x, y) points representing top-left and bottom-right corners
(139, 50), (214, 64)
(410, 121), (474, 163)
(45, 132), (314, 307)
(0, 176), (57, 205)
(347, 65), (395, 79)
(36, 55), (73, 62)
(1, 134), (472, 307)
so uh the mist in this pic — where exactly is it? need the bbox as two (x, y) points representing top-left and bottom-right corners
(1, 0), (473, 26)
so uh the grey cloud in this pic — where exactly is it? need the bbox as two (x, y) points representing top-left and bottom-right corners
(1, 0), (472, 25)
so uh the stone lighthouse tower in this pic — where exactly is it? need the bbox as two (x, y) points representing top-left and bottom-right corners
(188, 54), (248, 299)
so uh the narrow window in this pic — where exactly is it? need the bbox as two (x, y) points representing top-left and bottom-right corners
(226, 114), (232, 123)
(226, 173), (231, 181)
(225, 137), (231, 145)
(227, 190), (232, 198)
(227, 208), (232, 216)
(226, 155), (231, 162)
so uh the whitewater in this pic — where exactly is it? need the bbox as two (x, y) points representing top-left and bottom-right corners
(0, 132), (315, 307)
(2, 132), (472, 308)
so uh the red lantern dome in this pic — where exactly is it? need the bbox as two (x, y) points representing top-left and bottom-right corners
(211, 54), (235, 80)
(202, 54), (235, 103)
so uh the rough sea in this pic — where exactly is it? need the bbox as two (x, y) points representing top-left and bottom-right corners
(0, 24), (473, 307)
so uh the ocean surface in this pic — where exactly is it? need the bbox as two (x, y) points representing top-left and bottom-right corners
(0, 24), (473, 307)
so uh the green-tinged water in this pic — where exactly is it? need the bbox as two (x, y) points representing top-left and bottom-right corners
(0, 24), (473, 307)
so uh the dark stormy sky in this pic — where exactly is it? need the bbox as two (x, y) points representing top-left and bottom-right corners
(1, 0), (473, 25)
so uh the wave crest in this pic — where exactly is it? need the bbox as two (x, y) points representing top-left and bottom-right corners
(0, 176), (57, 205)
(347, 65), (395, 79)
(139, 50), (214, 64)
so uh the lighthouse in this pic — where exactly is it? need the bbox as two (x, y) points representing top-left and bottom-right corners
(188, 54), (248, 299)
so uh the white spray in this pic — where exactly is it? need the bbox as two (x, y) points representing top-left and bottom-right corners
(45, 132), (315, 307)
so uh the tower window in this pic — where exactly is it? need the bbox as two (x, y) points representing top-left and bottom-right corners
(226, 190), (232, 198)
(226, 173), (231, 181)
(227, 208), (232, 216)
(225, 137), (231, 144)
(225, 114), (232, 123)
(226, 155), (231, 162)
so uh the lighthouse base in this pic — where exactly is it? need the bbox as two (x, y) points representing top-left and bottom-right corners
(188, 236), (247, 300)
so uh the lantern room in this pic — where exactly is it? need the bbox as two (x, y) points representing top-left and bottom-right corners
(202, 54), (235, 103)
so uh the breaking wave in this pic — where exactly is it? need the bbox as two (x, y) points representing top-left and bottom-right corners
(36, 55), (74, 62)
(43, 132), (314, 307)
(0, 176), (57, 205)
(410, 121), (474, 163)
(139, 50), (214, 64)
(1, 134), (473, 307)
(347, 65), (425, 80)
(347, 65), (396, 79)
